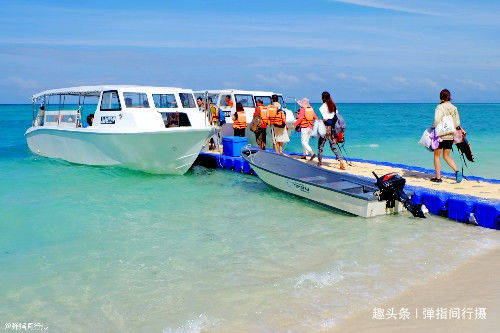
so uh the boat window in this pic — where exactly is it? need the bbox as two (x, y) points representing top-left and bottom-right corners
(152, 94), (178, 108)
(235, 94), (255, 108)
(161, 112), (191, 127)
(254, 96), (272, 106)
(123, 92), (149, 108)
(100, 91), (121, 111)
(219, 94), (234, 107)
(179, 93), (196, 108)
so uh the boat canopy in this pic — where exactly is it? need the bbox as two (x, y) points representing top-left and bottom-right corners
(32, 85), (189, 101)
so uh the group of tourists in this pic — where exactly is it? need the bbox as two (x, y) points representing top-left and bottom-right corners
(245, 90), (346, 169)
(234, 94), (289, 154)
(301, 91), (345, 170)
(226, 87), (467, 183)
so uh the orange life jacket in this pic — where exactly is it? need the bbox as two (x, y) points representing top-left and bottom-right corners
(233, 110), (246, 129)
(274, 110), (286, 128)
(267, 103), (279, 125)
(226, 100), (234, 107)
(258, 105), (268, 128)
(301, 106), (315, 128)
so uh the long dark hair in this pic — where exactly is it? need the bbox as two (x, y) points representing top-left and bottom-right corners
(322, 91), (337, 113)
(236, 102), (244, 112)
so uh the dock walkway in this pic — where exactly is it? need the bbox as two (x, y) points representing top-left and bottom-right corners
(195, 149), (500, 230)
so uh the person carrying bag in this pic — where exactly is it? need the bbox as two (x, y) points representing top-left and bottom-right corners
(431, 89), (464, 183)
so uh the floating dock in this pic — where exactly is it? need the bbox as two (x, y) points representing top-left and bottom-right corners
(195, 149), (500, 230)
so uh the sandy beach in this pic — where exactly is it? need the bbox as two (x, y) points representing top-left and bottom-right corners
(333, 247), (500, 332)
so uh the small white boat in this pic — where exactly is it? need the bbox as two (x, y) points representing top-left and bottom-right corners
(194, 89), (296, 147)
(26, 85), (214, 174)
(242, 149), (425, 218)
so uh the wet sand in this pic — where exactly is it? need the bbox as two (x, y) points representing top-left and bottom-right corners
(332, 247), (500, 332)
(306, 158), (500, 201)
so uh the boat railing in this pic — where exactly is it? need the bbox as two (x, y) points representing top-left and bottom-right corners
(43, 109), (80, 127)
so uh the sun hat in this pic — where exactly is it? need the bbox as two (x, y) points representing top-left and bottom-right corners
(297, 98), (310, 108)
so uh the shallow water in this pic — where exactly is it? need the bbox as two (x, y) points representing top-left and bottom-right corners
(0, 104), (499, 331)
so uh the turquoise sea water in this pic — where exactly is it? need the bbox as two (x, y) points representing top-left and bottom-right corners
(1, 104), (499, 331)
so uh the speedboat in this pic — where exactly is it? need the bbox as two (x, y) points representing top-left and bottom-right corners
(26, 85), (214, 174)
(194, 89), (296, 147)
(242, 149), (425, 218)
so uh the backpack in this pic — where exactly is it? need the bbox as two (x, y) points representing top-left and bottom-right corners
(218, 108), (226, 126)
(333, 113), (346, 143)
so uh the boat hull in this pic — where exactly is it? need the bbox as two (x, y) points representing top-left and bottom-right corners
(249, 162), (403, 218)
(25, 127), (213, 174)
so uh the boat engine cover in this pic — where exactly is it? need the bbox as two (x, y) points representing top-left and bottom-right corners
(373, 172), (426, 218)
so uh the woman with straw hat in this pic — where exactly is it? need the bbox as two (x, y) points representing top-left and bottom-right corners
(294, 97), (318, 160)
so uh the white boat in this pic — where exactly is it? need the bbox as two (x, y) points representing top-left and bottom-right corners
(26, 85), (214, 174)
(194, 89), (296, 147)
(242, 149), (425, 218)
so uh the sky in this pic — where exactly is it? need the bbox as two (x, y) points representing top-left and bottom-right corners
(0, 0), (498, 103)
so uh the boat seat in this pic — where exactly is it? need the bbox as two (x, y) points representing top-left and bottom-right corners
(300, 175), (327, 182)
(322, 180), (364, 191)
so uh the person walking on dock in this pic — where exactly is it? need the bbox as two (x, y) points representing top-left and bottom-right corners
(431, 89), (464, 183)
(233, 102), (247, 137)
(253, 99), (268, 150)
(317, 91), (345, 169)
(294, 97), (318, 160)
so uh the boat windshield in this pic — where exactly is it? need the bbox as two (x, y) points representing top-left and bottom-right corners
(100, 91), (121, 111)
(254, 96), (272, 106)
(179, 93), (196, 108)
(123, 92), (149, 108)
(235, 94), (255, 108)
(153, 94), (178, 108)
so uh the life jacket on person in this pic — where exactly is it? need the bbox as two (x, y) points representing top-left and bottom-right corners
(274, 109), (286, 128)
(258, 105), (268, 128)
(210, 106), (218, 125)
(233, 110), (247, 129)
(267, 103), (279, 125)
(227, 99), (234, 107)
(301, 106), (315, 128)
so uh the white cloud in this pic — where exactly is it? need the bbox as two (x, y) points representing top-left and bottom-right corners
(393, 76), (408, 84)
(306, 73), (326, 83)
(0, 76), (40, 91)
(336, 73), (368, 83)
(421, 78), (441, 90)
(256, 72), (300, 87)
(330, 0), (437, 16)
(456, 78), (486, 90)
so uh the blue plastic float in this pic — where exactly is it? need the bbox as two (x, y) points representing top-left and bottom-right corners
(447, 197), (475, 223)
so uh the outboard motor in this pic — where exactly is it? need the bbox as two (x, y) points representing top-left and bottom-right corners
(373, 172), (425, 218)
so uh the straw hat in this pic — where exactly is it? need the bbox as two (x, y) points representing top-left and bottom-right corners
(297, 98), (310, 108)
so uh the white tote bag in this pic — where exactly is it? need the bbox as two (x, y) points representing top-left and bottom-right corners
(435, 114), (455, 137)
(418, 128), (433, 151)
(311, 120), (326, 138)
